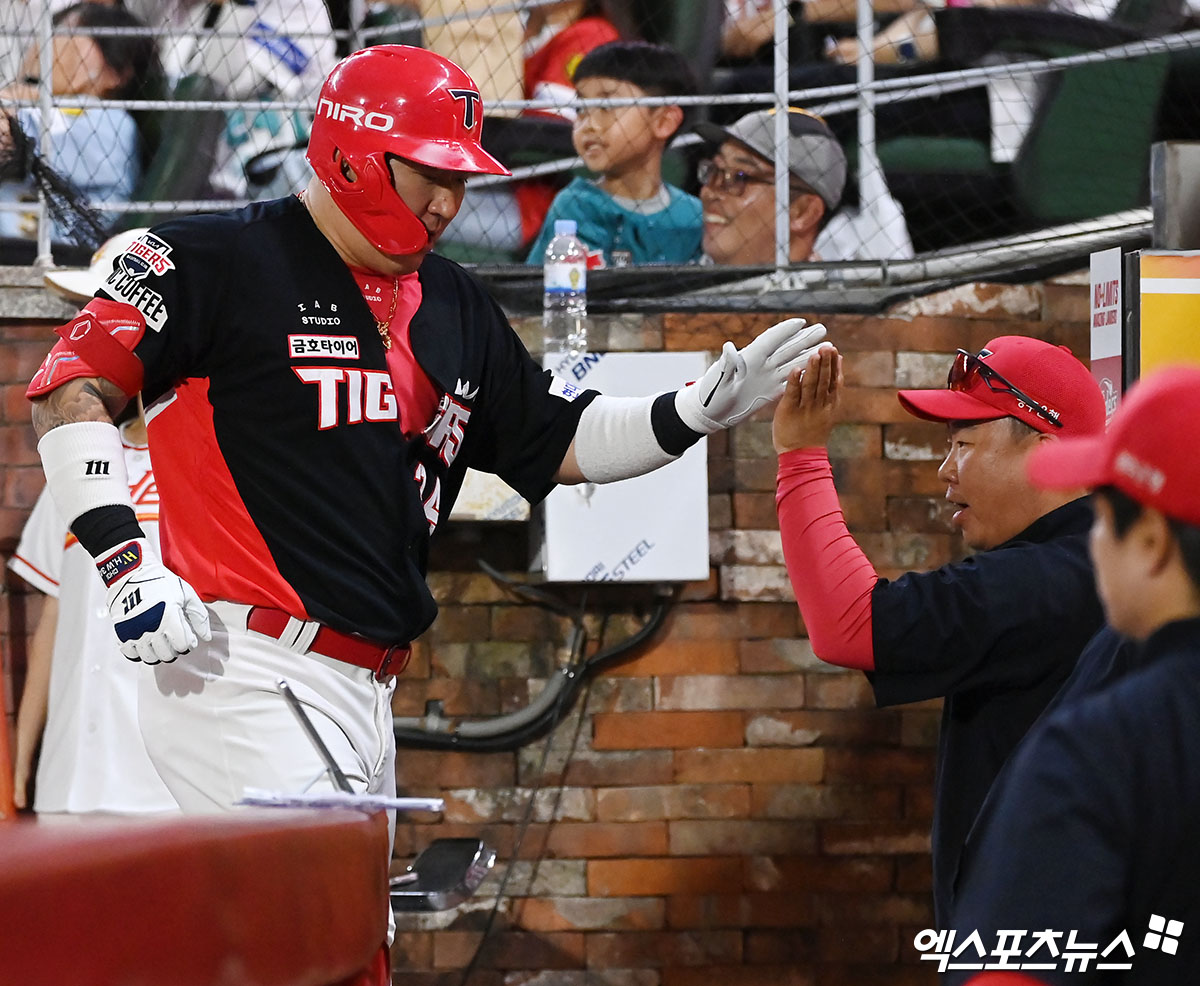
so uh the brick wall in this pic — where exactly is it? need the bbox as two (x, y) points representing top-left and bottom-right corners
(0, 276), (1090, 985)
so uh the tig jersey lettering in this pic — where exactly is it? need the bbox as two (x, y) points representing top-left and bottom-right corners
(121, 235), (175, 276)
(293, 366), (397, 429)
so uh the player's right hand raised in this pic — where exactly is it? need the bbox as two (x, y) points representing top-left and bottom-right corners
(95, 538), (212, 664)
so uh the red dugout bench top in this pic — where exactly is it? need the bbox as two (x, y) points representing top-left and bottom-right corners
(0, 809), (390, 986)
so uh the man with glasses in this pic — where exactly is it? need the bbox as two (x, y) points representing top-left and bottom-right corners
(692, 105), (913, 264)
(771, 335), (1107, 930)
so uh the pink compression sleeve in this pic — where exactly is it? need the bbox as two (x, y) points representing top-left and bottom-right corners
(775, 448), (878, 670)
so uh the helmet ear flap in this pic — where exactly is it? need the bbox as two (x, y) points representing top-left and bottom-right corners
(354, 151), (395, 202)
(334, 149), (430, 256)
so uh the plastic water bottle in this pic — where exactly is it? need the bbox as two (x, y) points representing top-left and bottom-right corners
(542, 219), (588, 370)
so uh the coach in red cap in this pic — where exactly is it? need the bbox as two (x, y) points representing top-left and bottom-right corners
(771, 336), (1108, 932)
(952, 365), (1200, 986)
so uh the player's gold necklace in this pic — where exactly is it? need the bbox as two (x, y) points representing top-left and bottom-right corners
(375, 277), (398, 351)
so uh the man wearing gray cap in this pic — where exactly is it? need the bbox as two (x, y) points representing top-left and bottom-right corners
(694, 106), (912, 264)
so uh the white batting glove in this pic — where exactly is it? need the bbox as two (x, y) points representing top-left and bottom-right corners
(96, 538), (212, 664)
(675, 318), (828, 433)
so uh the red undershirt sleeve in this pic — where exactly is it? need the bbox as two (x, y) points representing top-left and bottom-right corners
(775, 447), (878, 670)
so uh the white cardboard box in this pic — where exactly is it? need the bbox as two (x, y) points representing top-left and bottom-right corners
(531, 350), (709, 583)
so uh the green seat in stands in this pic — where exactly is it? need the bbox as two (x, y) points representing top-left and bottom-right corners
(120, 74), (226, 231)
(873, 7), (1170, 249)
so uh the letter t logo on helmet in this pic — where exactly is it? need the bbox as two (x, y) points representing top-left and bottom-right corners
(306, 45), (511, 256)
(448, 88), (482, 129)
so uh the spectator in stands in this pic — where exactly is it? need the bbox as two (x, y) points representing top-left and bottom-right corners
(821, 0), (1128, 162)
(417, 0), (527, 111)
(720, 0), (935, 68)
(0, 2), (159, 240)
(124, 0), (334, 102)
(827, 0), (1124, 65)
(693, 105), (913, 264)
(721, 0), (777, 62)
(524, 41), (701, 267)
(9, 227), (176, 814)
(1, 0), (100, 88)
(438, 0), (623, 259)
(722, 0), (1131, 169)
(522, 0), (623, 119)
(118, 0), (336, 200)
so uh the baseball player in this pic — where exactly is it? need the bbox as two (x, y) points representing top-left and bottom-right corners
(10, 403), (176, 814)
(10, 229), (175, 815)
(952, 365), (1200, 986)
(24, 43), (824, 972)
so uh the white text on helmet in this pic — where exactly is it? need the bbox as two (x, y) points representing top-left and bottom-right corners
(317, 98), (394, 132)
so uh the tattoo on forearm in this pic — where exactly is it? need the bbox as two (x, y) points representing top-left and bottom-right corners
(31, 377), (127, 438)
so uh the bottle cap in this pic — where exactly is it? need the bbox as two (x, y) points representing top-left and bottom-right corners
(553, 219), (577, 236)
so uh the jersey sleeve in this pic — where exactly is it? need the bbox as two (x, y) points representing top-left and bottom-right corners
(868, 531), (1103, 706)
(468, 292), (596, 503)
(7, 485), (68, 598)
(94, 220), (231, 404)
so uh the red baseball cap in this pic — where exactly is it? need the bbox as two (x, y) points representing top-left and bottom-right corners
(1027, 365), (1200, 527)
(898, 336), (1106, 438)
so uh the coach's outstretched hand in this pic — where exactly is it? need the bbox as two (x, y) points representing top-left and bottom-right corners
(96, 538), (212, 664)
(675, 318), (829, 434)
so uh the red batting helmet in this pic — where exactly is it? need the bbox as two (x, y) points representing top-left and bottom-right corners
(306, 45), (510, 255)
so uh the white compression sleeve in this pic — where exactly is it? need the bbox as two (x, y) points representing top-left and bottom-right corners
(573, 394), (683, 483)
(37, 421), (136, 528)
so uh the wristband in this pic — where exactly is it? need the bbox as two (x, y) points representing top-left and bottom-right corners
(651, 391), (705, 456)
(73, 504), (145, 558)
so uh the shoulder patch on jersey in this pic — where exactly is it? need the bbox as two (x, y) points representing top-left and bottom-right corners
(289, 335), (360, 359)
(547, 375), (582, 402)
(117, 232), (175, 279)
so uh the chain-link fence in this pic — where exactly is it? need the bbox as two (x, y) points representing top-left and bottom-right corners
(2, 0), (1199, 302)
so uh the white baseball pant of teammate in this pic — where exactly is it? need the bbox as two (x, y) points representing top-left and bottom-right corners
(9, 421), (177, 814)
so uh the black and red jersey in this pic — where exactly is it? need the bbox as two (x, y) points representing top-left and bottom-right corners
(101, 196), (594, 643)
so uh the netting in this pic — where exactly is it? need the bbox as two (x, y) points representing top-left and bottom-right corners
(2, 0), (1197, 299)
